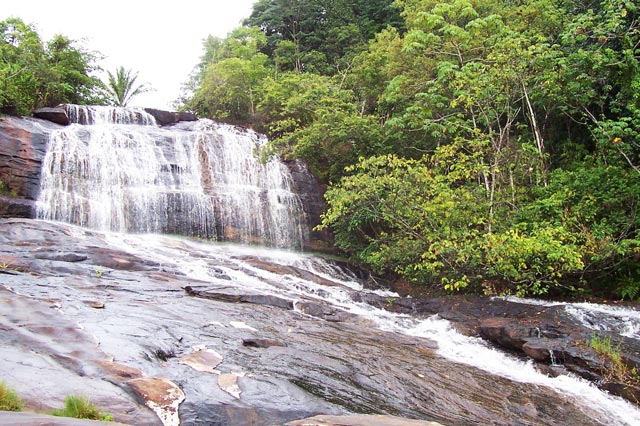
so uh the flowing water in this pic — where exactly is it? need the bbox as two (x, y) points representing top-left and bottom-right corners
(28, 107), (640, 424)
(100, 231), (640, 425)
(36, 105), (305, 248)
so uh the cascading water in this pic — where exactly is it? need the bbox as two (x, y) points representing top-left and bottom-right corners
(36, 105), (306, 248)
(102, 231), (640, 426)
(21, 105), (640, 424)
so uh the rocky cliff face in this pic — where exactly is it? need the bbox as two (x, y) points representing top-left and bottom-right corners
(0, 111), (331, 250)
(0, 115), (60, 217)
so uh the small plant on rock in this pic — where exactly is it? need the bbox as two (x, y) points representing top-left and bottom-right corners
(51, 395), (112, 421)
(0, 381), (24, 411)
(589, 334), (640, 387)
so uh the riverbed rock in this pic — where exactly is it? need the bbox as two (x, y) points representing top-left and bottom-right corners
(243, 338), (288, 348)
(184, 285), (294, 310)
(0, 412), (129, 426)
(127, 378), (185, 426)
(286, 414), (444, 426)
(33, 106), (70, 125)
(144, 108), (198, 126)
(0, 218), (634, 425)
(178, 347), (223, 373)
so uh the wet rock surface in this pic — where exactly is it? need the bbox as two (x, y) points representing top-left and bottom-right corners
(356, 293), (640, 404)
(0, 113), (332, 249)
(285, 414), (444, 426)
(0, 218), (637, 425)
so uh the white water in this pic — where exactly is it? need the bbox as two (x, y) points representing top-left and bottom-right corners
(65, 104), (157, 126)
(37, 106), (305, 248)
(101, 231), (640, 426)
(500, 296), (640, 339)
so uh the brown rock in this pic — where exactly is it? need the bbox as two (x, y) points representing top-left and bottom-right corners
(522, 340), (552, 362)
(127, 377), (184, 426)
(178, 347), (223, 373)
(242, 338), (287, 348)
(96, 360), (144, 380)
(479, 317), (526, 351)
(84, 300), (105, 309)
(218, 373), (243, 399)
(33, 106), (70, 125)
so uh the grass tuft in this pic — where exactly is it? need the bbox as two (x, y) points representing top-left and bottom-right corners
(589, 334), (639, 386)
(0, 381), (23, 411)
(51, 395), (112, 421)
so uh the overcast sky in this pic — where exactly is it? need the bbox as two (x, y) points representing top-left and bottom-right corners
(1, 0), (256, 110)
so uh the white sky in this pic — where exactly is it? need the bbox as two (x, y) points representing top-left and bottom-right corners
(1, 0), (256, 110)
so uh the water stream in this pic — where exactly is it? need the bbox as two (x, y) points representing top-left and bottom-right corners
(28, 106), (640, 424)
(101, 231), (640, 425)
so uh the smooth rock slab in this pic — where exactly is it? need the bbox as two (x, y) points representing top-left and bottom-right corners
(286, 414), (444, 426)
(0, 412), (128, 425)
(127, 377), (185, 426)
(178, 347), (223, 373)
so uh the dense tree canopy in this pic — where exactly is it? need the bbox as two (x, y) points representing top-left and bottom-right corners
(179, 0), (640, 299)
(0, 18), (103, 115)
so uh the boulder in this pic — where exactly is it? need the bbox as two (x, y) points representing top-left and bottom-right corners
(144, 108), (198, 126)
(144, 108), (177, 126)
(175, 111), (197, 122)
(32, 106), (70, 125)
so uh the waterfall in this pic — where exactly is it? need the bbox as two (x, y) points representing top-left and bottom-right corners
(65, 104), (157, 126)
(36, 105), (306, 248)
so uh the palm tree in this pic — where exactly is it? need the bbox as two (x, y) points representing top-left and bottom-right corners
(104, 66), (152, 107)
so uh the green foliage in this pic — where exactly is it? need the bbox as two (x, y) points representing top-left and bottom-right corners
(589, 334), (639, 386)
(0, 18), (103, 115)
(180, 0), (640, 298)
(51, 395), (112, 421)
(0, 381), (23, 412)
(257, 72), (385, 182)
(244, 0), (404, 74)
(319, 151), (587, 296)
(184, 27), (269, 124)
(104, 66), (152, 107)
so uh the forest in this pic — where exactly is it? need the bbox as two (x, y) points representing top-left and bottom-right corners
(2, 0), (639, 300)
